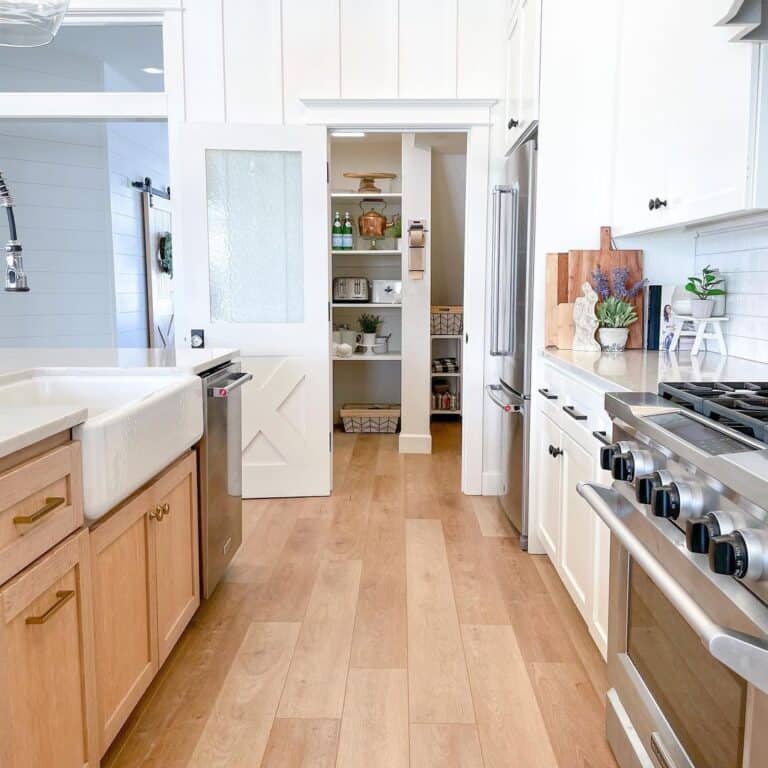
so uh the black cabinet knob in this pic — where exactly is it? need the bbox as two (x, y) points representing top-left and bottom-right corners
(612, 453), (634, 482)
(709, 533), (748, 578)
(508, 117), (519, 129)
(648, 197), (668, 211)
(548, 444), (563, 458)
(686, 514), (721, 554)
(651, 483), (681, 519)
(636, 474), (661, 505)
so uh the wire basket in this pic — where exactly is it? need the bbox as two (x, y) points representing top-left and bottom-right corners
(431, 305), (463, 335)
(340, 404), (400, 433)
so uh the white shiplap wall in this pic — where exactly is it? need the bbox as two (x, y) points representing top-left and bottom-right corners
(183, 0), (506, 124)
(0, 121), (116, 347)
(106, 122), (169, 347)
(695, 216), (768, 362)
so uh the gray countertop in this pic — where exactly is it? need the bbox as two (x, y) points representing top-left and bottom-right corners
(543, 348), (768, 393)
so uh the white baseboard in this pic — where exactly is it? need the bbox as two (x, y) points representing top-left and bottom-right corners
(399, 433), (432, 454)
(481, 471), (503, 495)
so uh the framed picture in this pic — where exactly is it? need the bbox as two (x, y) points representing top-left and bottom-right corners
(659, 285), (693, 352)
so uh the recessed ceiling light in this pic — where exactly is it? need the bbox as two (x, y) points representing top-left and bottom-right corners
(331, 130), (365, 138)
(142, 66), (164, 75)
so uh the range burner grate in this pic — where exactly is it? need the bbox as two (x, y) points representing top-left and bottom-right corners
(658, 381), (768, 442)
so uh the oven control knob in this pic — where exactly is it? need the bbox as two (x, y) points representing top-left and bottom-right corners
(612, 453), (634, 481)
(686, 514), (721, 554)
(710, 532), (748, 578)
(600, 441), (636, 471)
(650, 484), (681, 519)
(636, 472), (663, 504)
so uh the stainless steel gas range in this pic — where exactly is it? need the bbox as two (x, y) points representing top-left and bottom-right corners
(579, 383), (768, 768)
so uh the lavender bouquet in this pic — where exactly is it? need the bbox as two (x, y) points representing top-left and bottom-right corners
(591, 265), (645, 328)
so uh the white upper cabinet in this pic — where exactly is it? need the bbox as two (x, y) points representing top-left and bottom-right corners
(613, 0), (768, 236)
(504, 0), (541, 154)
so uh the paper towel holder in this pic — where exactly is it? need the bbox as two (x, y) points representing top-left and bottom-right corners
(408, 219), (427, 279)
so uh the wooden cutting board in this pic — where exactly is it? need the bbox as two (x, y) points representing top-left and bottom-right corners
(546, 227), (644, 349)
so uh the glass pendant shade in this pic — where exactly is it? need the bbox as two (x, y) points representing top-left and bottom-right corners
(0, 1), (70, 47)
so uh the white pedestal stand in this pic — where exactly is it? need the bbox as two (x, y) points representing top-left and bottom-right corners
(670, 315), (729, 356)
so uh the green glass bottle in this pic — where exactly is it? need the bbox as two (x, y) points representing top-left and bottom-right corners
(331, 211), (343, 250)
(342, 212), (354, 250)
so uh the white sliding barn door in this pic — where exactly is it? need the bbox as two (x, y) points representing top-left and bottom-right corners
(180, 124), (330, 498)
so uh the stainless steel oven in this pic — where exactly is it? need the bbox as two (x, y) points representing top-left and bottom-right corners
(579, 391), (768, 768)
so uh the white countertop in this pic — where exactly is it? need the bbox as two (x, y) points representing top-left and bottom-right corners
(0, 405), (88, 459)
(0, 347), (239, 376)
(543, 348), (768, 393)
(0, 347), (238, 460)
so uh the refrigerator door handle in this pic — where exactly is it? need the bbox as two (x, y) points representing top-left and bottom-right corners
(490, 187), (501, 356)
(486, 384), (523, 413)
(490, 185), (516, 357)
(508, 184), (520, 361)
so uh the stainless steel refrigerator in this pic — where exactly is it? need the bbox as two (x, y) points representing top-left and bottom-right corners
(486, 126), (537, 549)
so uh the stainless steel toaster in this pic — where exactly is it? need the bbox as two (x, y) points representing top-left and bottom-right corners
(333, 277), (369, 302)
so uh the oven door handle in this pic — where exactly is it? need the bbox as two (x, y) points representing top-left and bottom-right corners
(578, 481), (768, 695)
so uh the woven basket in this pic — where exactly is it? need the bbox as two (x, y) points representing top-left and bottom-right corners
(431, 305), (463, 335)
(340, 404), (400, 433)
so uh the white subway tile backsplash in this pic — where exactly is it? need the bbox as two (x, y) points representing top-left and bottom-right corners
(695, 216), (768, 362)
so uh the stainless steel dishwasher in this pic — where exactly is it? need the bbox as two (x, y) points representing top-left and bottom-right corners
(199, 361), (252, 598)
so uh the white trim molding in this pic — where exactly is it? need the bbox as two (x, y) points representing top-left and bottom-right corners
(0, 92), (168, 120)
(300, 98), (497, 128)
(399, 433), (433, 455)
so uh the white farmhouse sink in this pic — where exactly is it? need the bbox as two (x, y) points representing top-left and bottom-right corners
(0, 370), (203, 522)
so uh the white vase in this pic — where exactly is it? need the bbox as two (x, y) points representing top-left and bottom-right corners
(690, 299), (714, 319)
(598, 327), (629, 352)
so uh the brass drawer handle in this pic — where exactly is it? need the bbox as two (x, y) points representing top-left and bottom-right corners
(13, 496), (66, 526)
(26, 590), (75, 625)
(149, 502), (170, 521)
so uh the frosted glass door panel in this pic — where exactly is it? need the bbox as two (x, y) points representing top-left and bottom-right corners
(206, 149), (304, 323)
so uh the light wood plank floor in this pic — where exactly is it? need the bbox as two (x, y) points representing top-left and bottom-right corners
(104, 423), (617, 768)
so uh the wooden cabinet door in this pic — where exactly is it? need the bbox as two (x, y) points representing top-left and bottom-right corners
(0, 530), (98, 768)
(559, 431), (596, 622)
(90, 485), (158, 755)
(536, 411), (562, 560)
(152, 452), (199, 666)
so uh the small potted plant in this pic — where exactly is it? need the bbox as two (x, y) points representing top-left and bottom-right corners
(592, 266), (644, 352)
(685, 265), (725, 318)
(358, 313), (383, 351)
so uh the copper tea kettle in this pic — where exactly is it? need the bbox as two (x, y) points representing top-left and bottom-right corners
(358, 199), (396, 239)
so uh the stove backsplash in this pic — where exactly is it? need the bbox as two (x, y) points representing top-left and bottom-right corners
(695, 215), (768, 362)
(617, 212), (768, 364)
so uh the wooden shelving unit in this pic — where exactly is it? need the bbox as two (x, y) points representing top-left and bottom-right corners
(431, 333), (462, 418)
(332, 302), (401, 309)
(333, 352), (402, 361)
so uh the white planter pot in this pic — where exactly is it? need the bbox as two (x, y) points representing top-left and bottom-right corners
(690, 299), (714, 319)
(598, 327), (629, 352)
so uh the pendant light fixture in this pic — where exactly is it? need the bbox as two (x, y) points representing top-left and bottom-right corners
(0, 1), (70, 47)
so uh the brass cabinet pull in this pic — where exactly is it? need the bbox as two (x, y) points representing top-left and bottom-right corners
(13, 496), (66, 526)
(26, 590), (75, 625)
(149, 502), (170, 521)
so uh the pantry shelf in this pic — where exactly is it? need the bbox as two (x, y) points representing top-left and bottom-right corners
(332, 303), (402, 309)
(431, 409), (462, 415)
(330, 192), (402, 200)
(331, 250), (401, 256)
(431, 372), (461, 377)
(431, 334), (462, 340)
(333, 352), (402, 361)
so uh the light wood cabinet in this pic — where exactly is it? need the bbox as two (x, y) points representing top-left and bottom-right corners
(0, 529), (98, 768)
(90, 451), (199, 756)
(503, 0), (541, 154)
(612, 0), (768, 235)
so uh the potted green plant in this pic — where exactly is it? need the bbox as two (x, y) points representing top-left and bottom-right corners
(685, 265), (725, 318)
(358, 313), (383, 352)
(592, 266), (644, 352)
